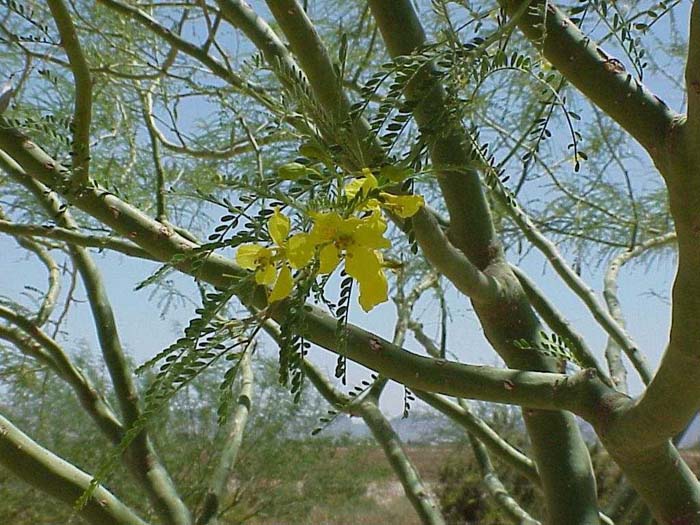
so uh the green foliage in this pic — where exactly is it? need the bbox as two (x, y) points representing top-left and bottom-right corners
(0, 347), (146, 523)
(276, 275), (314, 398)
(0, 0), (692, 522)
(435, 407), (541, 524)
(0, 345), (398, 524)
(513, 330), (582, 368)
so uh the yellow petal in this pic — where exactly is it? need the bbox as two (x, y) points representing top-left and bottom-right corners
(357, 271), (388, 312)
(381, 193), (424, 218)
(344, 178), (364, 200)
(345, 247), (383, 283)
(268, 208), (290, 246)
(318, 244), (341, 274)
(309, 212), (343, 243)
(236, 244), (266, 270)
(354, 213), (391, 249)
(360, 170), (378, 193)
(345, 248), (388, 312)
(345, 169), (379, 201)
(255, 263), (277, 285)
(286, 233), (314, 269)
(269, 264), (294, 302)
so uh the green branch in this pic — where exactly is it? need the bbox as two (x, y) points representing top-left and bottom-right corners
(0, 413), (148, 525)
(605, 483), (640, 524)
(256, 0), (385, 166)
(139, 88), (167, 222)
(197, 347), (254, 525)
(601, 441), (700, 524)
(686, 0), (700, 139)
(0, 218), (156, 260)
(218, 0), (374, 162)
(0, 309), (124, 443)
(512, 265), (608, 381)
(407, 320), (442, 358)
(500, 0), (680, 157)
(296, 310), (607, 415)
(0, 324), (60, 371)
(411, 211), (501, 302)
(47, 0), (92, 187)
(264, 0), (339, 111)
(368, 0), (500, 269)
(602, 233), (676, 392)
(415, 392), (540, 488)
(468, 434), (540, 525)
(499, 186), (651, 383)
(0, 208), (61, 325)
(215, 0), (303, 89)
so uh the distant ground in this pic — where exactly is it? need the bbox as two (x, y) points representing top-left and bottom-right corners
(250, 445), (449, 525)
(249, 441), (700, 525)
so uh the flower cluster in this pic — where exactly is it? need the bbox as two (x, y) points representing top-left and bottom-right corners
(236, 208), (313, 302)
(236, 168), (424, 312)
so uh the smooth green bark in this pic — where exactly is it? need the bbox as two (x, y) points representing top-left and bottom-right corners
(367, 1), (601, 522)
(0, 209), (61, 325)
(0, 414), (149, 525)
(46, 0), (92, 186)
(468, 434), (540, 525)
(602, 234), (676, 391)
(0, 218), (154, 259)
(197, 349), (254, 525)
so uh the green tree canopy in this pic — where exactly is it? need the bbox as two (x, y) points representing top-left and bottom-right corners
(0, 0), (697, 523)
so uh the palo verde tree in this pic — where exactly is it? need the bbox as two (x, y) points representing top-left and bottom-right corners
(0, 0), (696, 523)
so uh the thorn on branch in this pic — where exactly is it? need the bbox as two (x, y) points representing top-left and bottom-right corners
(603, 58), (626, 74)
(369, 337), (383, 352)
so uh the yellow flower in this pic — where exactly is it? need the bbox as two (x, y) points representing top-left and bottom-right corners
(269, 264), (293, 302)
(343, 168), (424, 219)
(346, 168), (378, 196)
(379, 193), (425, 218)
(236, 208), (314, 302)
(236, 244), (277, 285)
(345, 248), (388, 312)
(309, 211), (390, 311)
